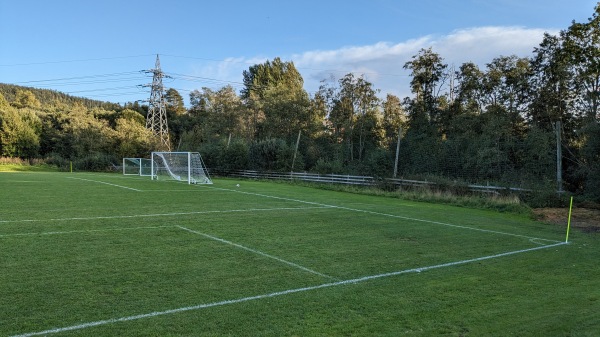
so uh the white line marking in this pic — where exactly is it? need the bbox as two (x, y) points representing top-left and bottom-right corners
(66, 177), (142, 191)
(0, 206), (330, 224)
(202, 186), (561, 244)
(176, 225), (335, 280)
(77, 173), (147, 181)
(332, 206), (561, 244)
(0, 226), (173, 238)
(11, 242), (566, 337)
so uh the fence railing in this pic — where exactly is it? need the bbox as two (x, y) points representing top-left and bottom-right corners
(210, 169), (530, 194)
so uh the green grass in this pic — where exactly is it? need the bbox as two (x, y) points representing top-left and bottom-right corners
(288, 179), (532, 214)
(0, 163), (58, 172)
(0, 172), (598, 336)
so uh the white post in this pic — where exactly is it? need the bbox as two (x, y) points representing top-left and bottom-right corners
(122, 158), (126, 175)
(393, 127), (402, 178)
(151, 152), (155, 180)
(555, 121), (563, 193)
(291, 130), (301, 172)
(188, 152), (191, 184)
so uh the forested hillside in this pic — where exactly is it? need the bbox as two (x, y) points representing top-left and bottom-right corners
(1, 6), (599, 202)
(0, 83), (124, 111)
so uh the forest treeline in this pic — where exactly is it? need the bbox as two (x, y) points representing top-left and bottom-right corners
(1, 5), (599, 202)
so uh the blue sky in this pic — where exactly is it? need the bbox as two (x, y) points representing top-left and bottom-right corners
(0, 0), (596, 105)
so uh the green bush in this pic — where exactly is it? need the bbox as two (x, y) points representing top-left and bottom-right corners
(220, 140), (249, 170)
(312, 158), (344, 174)
(248, 138), (295, 171)
(196, 142), (222, 170)
(359, 148), (393, 177)
(72, 153), (117, 172)
(44, 153), (69, 171)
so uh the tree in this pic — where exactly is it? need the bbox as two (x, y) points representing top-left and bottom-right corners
(248, 138), (296, 171)
(578, 122), (600, 200)
(326, 73), (381, 162)
(0, 93), (9, 110)
(48, 103), (115, 160)
(401, 49), (448, 175)
(114, 117), (157, 158)
(165, 88), (186, 116)
(241, 58), (307, 141)
(454, 62), (485, 115)
(382, 94), (406, 149)
(259, 83), (318, 143)
(0, 106), (41, 158)
(211, 86), (247, 140)
(241, 57), (304, 100)
(529, 33), (575, 133)
(403, 47), (448, 124)
(482, 56), (530, 128)
(118, 108), (146, 126)
(13, 89), (41, 109)
(527, 6), (600, 196)
(187, 86), (246, 142)
(563, 4), (600, 121)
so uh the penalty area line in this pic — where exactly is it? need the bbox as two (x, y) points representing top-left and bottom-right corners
(176, 225), (336, 280)
(11, 241), (566, 337)
(66, 177), (142, 192)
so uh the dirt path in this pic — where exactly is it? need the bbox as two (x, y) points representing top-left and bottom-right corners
(533, 207), (600, 233)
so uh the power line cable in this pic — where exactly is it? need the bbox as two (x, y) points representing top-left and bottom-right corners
(0, 54), (156, 67)
(13, 71), (143, 84)
(65, 85), (144, 94)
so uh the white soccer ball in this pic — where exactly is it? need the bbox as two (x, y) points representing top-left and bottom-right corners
(236, 184), (240, 187)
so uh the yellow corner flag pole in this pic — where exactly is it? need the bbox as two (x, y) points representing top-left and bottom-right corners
(565, 196), (573, 243)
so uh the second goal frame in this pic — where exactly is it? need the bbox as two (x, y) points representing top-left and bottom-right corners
(151, 151), (212, 184)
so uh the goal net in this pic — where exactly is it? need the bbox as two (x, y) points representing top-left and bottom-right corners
(123, 158), (153, 176)
(151, 151), (212, 184)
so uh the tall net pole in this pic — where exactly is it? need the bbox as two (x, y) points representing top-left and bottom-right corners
(145, 55), (171, 151)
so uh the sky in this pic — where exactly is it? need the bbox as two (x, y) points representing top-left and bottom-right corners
(0, 0), (596, 106)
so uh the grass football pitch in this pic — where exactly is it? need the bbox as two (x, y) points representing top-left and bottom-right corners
(0, 171), (598, 336)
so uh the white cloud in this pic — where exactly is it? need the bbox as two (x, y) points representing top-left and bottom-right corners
(434, 26), (555, 65)
(191, 26), (557, 99)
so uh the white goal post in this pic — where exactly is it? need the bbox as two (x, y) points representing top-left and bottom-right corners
(151, 151), (213, 184)
(123, 158), (153, 176)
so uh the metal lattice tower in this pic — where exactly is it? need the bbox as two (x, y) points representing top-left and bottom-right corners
(145, 55), (171, 150)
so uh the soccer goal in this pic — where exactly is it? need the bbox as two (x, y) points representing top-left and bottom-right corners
(123, 158), (153, 176)
(151, 151), (212, 184)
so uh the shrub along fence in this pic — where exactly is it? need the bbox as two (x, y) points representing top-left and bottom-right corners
(211, 169), (530, 195)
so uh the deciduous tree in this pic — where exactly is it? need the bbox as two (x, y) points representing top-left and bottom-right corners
(0, 106), (41, 158)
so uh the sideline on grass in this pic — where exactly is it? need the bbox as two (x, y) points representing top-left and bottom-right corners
(202, 185), (562, 245)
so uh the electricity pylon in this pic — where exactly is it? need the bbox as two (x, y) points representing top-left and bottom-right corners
(145, 54), (171, 151)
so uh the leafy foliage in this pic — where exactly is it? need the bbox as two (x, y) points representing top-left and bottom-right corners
(0, 105), (41, 158)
